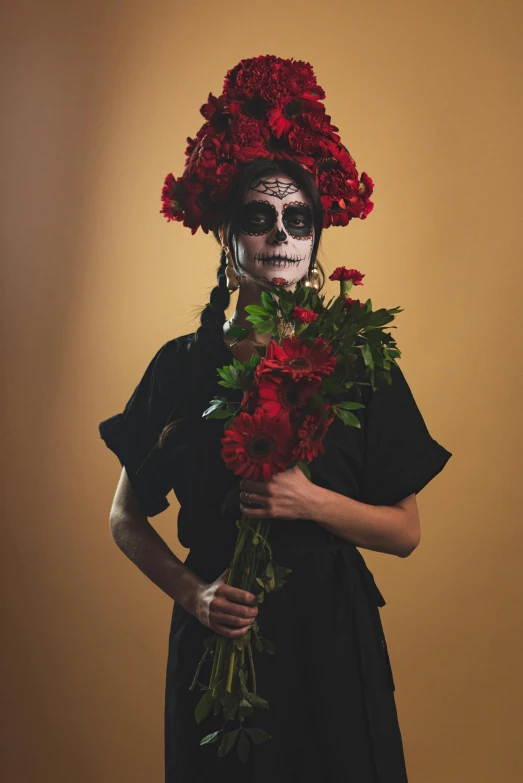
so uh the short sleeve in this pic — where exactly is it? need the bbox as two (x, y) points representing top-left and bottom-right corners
(98, 338), (188, 517)
(360, 363), (452, 506)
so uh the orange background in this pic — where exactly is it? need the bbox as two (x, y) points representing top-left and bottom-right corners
(3, 1), (522, 780)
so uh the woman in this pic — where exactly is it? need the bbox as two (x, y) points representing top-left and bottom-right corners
(99, 56), (452, 782)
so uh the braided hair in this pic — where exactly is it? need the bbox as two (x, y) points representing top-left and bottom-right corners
(187, 158), (326, 361)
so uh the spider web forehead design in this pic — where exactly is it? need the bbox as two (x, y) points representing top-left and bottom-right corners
(249, 178), (300, 199)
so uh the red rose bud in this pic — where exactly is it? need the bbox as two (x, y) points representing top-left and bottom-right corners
(270, 277), (288, 287)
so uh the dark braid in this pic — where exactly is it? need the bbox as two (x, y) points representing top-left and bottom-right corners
(187, 247), (231, 360)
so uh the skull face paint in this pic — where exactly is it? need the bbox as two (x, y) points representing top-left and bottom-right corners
(232, 174), (315, 289)
(240, 200), (314, 240)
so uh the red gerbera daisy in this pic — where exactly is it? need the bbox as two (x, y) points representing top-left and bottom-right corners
(256, 374), (320, 419)
(291, 404), (335, 462)
(221, 408), (295, 481)
(257, 337), (337, 383)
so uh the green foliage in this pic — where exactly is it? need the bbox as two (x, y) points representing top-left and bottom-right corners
(195, 690), (214, 724)
(194, 277), (405, 762)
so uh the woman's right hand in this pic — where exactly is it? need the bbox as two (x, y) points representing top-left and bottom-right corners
(191, 568), (259, 638)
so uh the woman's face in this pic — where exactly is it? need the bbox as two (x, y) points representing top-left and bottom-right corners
(231, 172), (315, 290)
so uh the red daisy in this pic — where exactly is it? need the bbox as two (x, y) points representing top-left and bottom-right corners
(256, 374), (320, 419)
(221, 408), (295, 481)
(291, 405), (336, 462)
(257, 336), (337, 382)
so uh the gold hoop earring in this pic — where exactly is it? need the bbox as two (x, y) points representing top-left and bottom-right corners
(224, 247), (240, 292)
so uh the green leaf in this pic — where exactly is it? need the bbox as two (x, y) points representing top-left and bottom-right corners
(246, 692), (270, 709)
(335, 408), (361, 428)
(256, 322), (275, 335)
(239, 698), (254, 718)
(358, 342), (374, 368)
(237, 730), (251, 764)
(194, 690), (214, 724)
(336, 400), (365, 410)
(208, 408), (235, 419)
(226, 325), (250, 339)
(200, 730), (221, 745)
(218, 728), (240, 757)
(244, 727), (272, 745)
(245, 304), (269, 316)
(261, 290), (278, 312)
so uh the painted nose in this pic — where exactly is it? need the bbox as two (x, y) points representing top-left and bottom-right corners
(274, 228), (287, 241)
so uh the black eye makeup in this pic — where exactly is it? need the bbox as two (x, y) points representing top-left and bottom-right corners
(282, 201), (313, 240)
(240, 201), (277, 236)
(240, 200), (313, 240)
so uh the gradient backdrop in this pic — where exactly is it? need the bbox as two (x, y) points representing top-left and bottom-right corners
(3, 0), (522, 781)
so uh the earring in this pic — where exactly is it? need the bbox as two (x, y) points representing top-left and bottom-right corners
(303, 265), (321, 292)
(224, 246), (240, 292)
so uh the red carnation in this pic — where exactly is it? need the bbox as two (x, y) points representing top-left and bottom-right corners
(358, 172), (374, 198)
(221, 408), (295, 481)
(291, 306), (318, 324)
(162, 54), (375, 235)
(329, 267), (365, 285)
(302, 111), (333, 135)
(160, 173), (185, 222)
(257, 336), (336, 383)
(291, 405), (335, 462)
(229, 114), (266, 148)
(320, 195), (351, 228)
(288, 125), (320, 156)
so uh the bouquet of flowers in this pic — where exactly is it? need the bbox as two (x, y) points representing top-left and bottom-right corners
(189, 267), (403, 763)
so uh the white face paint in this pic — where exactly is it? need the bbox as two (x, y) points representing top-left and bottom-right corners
(231, 173), (314, 290)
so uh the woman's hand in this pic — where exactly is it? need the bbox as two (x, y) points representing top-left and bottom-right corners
(191, 568), (259, 638)
(239, 464), (316, 520)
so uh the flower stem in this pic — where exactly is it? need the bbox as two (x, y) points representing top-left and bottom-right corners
(247, 640), (257, 695)
(189, 644), (212, 690)
(211, 636), (227, 698)
(226, 648), (236, 693)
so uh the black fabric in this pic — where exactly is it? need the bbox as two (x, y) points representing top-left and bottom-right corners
(98, 333), (452, 782)
(360, 363), (452, 506)
(98, 337), (193, 518)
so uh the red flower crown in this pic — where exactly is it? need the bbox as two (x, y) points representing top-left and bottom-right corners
(160, 55), (374, 235)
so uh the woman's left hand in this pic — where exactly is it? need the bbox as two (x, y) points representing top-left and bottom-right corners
(239, 465), (316, 521)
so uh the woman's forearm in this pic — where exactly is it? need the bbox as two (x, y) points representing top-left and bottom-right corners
(110, 515), (205, 609)
(307, 484), (417, 557)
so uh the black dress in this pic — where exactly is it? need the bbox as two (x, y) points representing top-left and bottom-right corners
(98, 332), (452, 783)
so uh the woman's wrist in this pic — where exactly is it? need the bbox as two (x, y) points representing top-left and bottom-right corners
(170, 563), (206, 612)
(302, 481), (329, 523)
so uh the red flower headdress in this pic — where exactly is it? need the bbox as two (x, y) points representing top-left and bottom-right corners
(160, 55), (374, 235)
